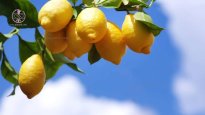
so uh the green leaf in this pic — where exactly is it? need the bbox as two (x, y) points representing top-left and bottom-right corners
(73, 6), (83, 19)
(0, 33), (7, 43)
(88, 45), (101, 64)
(0, 0), (39, 28)
(8, 84), (17, 96)
(35, 28), (44, 52)
(83, 0), (94, 7)
(129, 0), (148, 7)
(1, 51), (18, 84)
(122, 0), (129, 5)
(18, 35), (39, 63)
(44, 60), (62, 80)
(0, 28), (19, 43)
(35, 28), (55, 62)
(53, 54), (84, 73)
(99, 0), (122, 8)
(4, 28), (19, 38)
(0, 42), (3, 60)
(134, 12), (164, 36)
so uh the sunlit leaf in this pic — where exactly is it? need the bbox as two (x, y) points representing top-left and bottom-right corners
(134, 12), (164, 36)
(100, 0), (122, 8)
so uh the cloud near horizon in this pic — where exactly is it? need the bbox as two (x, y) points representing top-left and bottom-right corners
(0, 75), (156, 115)
(158, 0), (205, 115)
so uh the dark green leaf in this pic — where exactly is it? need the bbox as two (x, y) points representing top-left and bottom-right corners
(0, 0), (39, 28)
(100, 0), (122, 8)
(35, 28), (44, 52)
(66, 63), (84, 73)
(44, 60), (62, 80)
(0, 42), (3, 60)
(18, 35), (39, 63)
(53, 54), (84, 73)
(73, 6), (83, 19)
(1, 51), (18, 84)
(0, 33), (7, 43)
(134, 12), (164, 36)
(8, 84), (17, 96)
(115, 4), (138, 11)
(88, 45), (101, 64)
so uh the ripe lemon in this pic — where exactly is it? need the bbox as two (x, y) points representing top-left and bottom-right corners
(76, 8), (107, 43)
(38, 0), (73, 32)
(96, 21), (126, 65)
(63, 46), (76, 60)
(122, 14), (154, 54)
(18, 54), (46, 99)
(45, 29), (68, 54)
(66, 21), (92, 57)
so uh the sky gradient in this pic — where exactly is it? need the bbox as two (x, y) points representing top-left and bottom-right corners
(1, 0), (205, 115)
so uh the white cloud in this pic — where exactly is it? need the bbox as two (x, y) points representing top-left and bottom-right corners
(158, 0), (205, 115)
(0, 75), (155, 115)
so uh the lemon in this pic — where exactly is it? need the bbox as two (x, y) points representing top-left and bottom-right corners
(96, 21), (126, 65)
(38, 0), (73, 32)
(18, 54), (46, 99)
(66, 21), (92, 57)
(76, 8), (107, 43)
(63, 46), (76, 60)
(45, 29), (68, 54)
(122, 14), (154, 54)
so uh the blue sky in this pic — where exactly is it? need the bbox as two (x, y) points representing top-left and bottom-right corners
(1, 0), (205, 115)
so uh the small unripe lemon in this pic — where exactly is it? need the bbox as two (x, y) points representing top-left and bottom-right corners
(18, 54), (46, 99)
(66, 21), (92, 57)
(76, 8), (107, 43)
(122, 14), (154, 54)
(38, 0), (73, 32)
(96, 21), (126, 65)
(45, 29), (67, 54)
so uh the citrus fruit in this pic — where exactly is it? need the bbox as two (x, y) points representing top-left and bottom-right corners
(76, 7), (107, 43)
(18, 54), (46, 99)
(122, 14), (154, 54)
(38, 0), (73, 32)
(66, 21), (92, 57)
(63, 46), (76, 60)
(45, 29), (67, 54)
(96, 21), (126, 65)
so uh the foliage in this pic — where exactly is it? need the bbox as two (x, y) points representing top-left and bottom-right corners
(0, 0), (163, 96)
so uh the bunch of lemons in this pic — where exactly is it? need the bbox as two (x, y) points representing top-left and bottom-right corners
(18, 0), (155, 99)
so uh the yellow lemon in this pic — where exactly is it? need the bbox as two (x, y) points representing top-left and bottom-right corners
(96, 21), (126, 65)
(76, 8), (107, 43)
(38, 0), (73, 32)
(18, 54), (46, 99)
(66, 21), (92, 57)
(63, 46), (76, 60)
(122, 14), (154, 54)
(45, 29), (68, 54)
